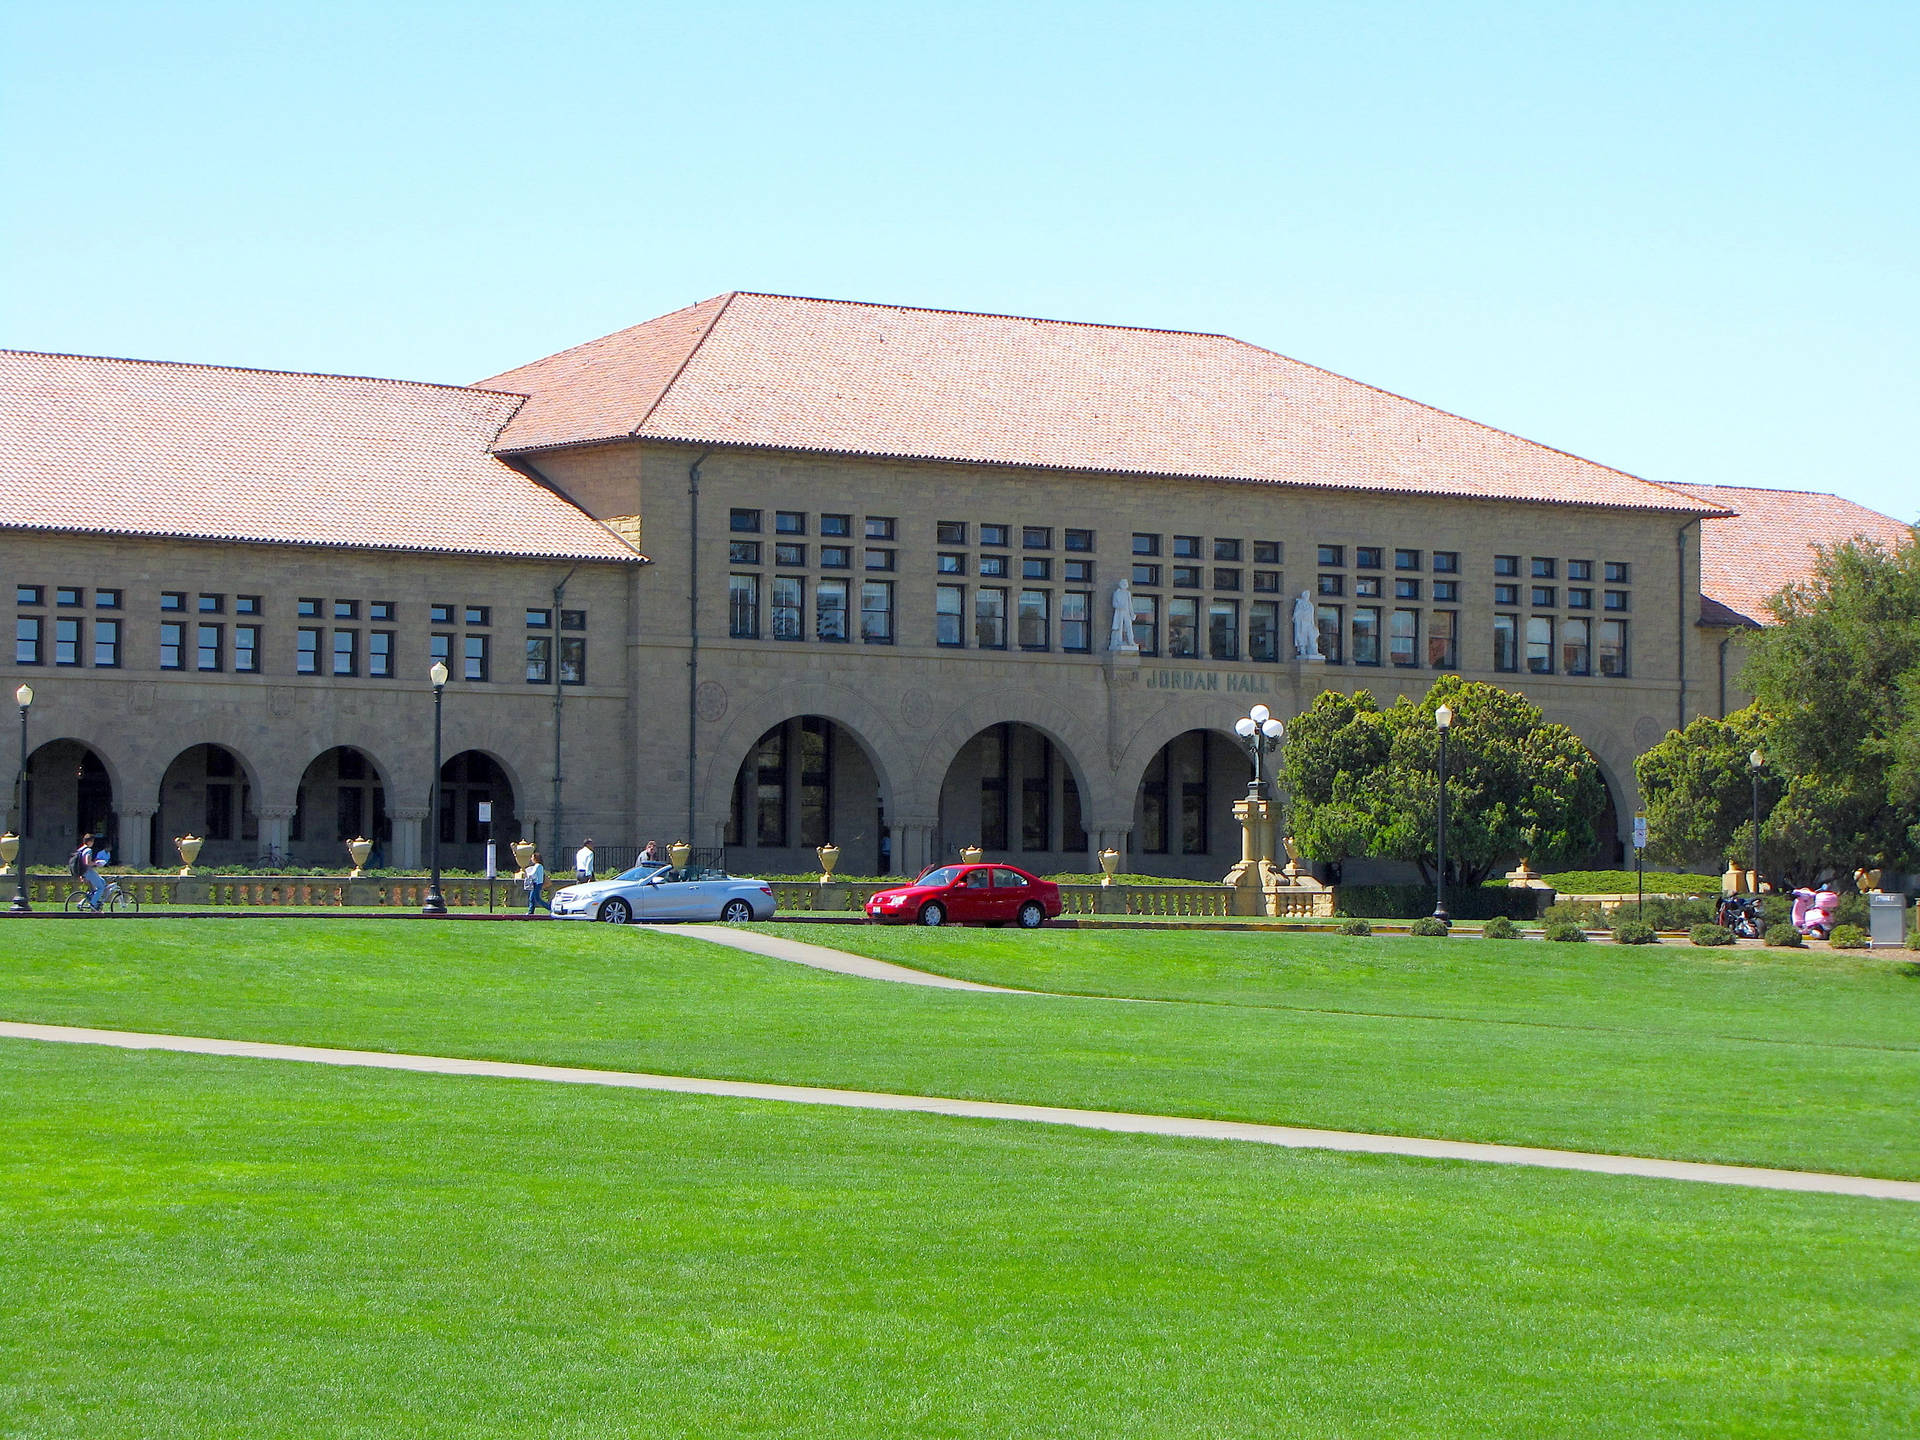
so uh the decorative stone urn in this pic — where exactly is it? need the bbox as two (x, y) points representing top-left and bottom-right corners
(1722, 863), (1748, 896)
(816, 843), (840, 882)
(669, 840), (693, 870)
(1504, 858), (1547, 888)
(1855, 867), (1884, 894)
(1098, 848), (1121, 886)
(346, 836), (373, 877)
(961, 846), (984, 865)
(511, 838), (537, 873)
(175, 834), (204, 875)
(0, 831), (16, 875)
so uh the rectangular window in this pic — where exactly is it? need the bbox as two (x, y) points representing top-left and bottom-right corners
(774, 542), (806, 567)
(1568, 560), (1593, 581)
(1140, 748), (1168, 854)
(821, 545), (851, 569)
(54, 617), (81, 666)
(368, 630), (392, 678)
(1353, 606), (1382, 665)
(771, 576), (804, 640)
(331, 599), (355, 620)
(56, 586), (82, 607)
(429, 633), (451, 670)
(1172, 566), (1202, 588)
(1316, 605), (1344, 664)
(937, 520), (968, 545)
(821, 513), (851, 537)
(937, 584), (966, 646)
(816, 579), (849, 641)
(463, 634), (490, 682)
(1390, 609), (1418, 667)
(560, 638), (585, 685)
(980, 523), (1010, 547)
(730, 508), (761, 533)
(1063, 558), (1094, 584)
(158, 620), (184, 670)
(14, 584), (41, 608)
(1061, 591), (1091, 652)
(95, 588), (122, 610)
(1172, 535), (1201, 559)
(1022, 526), (1052, 549)
(1395, 549), (1421, 571)
(1022, 557), (1051, 580)
(864, 548), (895, 571)
(860, 581), (894, 643)
(1131, 563), (1160, 587)
(1252, 570), (1281, 593)
(369, 601), (393, 622)
(1494, 583), (1518, 606)
(295, 627), (320, 674)
(1178, 732), (1210, 856)
(937, 553), (965, 575)
(1433, 580), (1459, 602)
(464, 607), (490, 627)
(1064, 528), (1094, 552)
(1395, 578), (1420, 600)
(1568, 588), (1592, 609)
(1132, 594), (1159, 655)
(1318, 574), (1344, 596)
(93, 619), (121, 668)
(1433, 551), (1459, 574)
(1605, 590), (1630, 611)
(1493, 614), (1518, 672)
(1249, 600), (1279, 661)
(331, 628), (355, 677)
(1212, 568), (1241, 591)
(192, 622), (222, 671)
(980, 554), (1009, 577)
(1167, 597), (1199, 657)
(753, 725), (786, 846)
(798, 716), (831, 848)
(526, 635), (551, 684)
(1531, 586), (1556, 607)
(979, 726), (1008, 851)
(775, 510), (806, 535)
(1605, 562), (1631, 584)
(974, 587), (1007, 649)
(1526, 616), (1554, 674)
(1600, 620), (1630, 676)
(1017, 589), (1050, 649)
(1022, 765), (1051, 852)
(1354, 576), (1382, 598)
(560, 610), (585, 631)
(728, 541), (761, 565)
(1356, 547), (1382, 569)
(1207, 600), (1239, 660)
(1493, 555), (1519, 577)
(1132, 533), (1160, 556)
(1253, 541), (1282, 564)
(865, 516), (896, 540)
(728, 574), (761, 638)
(1563, 617), (1592, 675)
(1429, 610), (1458, 668)
(525, 608), (551, 628)
(159, 590), (184, 611)
(1531, 557), (1556, 579)
(1213, 538), (1242, 561)
(428, 603), (452, 624)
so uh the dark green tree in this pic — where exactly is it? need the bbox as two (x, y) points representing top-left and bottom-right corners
(1279, 676), (1604, 884)
(1634, 705), (1776, 870)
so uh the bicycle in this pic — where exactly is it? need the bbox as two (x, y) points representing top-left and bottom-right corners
(65, 879), (140, 915)
(253, 844), (289, 870)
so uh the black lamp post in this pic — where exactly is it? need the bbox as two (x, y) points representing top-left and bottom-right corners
(1432, 702), (1454, 927)
(1232, 703), (1285, 799)
(9, 683), (31, 914)
(422, 660), (449, 915)
(1748, 746), (1764, 895)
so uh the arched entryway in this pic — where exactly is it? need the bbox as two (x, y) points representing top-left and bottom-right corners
(13, 740), (116, 860)
(1128, 729), (1252, 880)
(934, 723), (1091, 873)
(154, 744), (260, 867)
(723, 717), (890, 875)
(291, 747), (392, 868)
(438, 750), (518, 872)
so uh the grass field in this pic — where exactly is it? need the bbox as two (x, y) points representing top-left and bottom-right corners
(4, 1040), (1917, 1438)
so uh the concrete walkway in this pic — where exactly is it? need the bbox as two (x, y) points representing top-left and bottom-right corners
(678, 924), (1038, 992)
(5, 1019), (1916, 1203)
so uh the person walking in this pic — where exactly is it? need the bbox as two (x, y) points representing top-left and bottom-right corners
(574, 838), (595, 884)
(521, 852), (550, 916)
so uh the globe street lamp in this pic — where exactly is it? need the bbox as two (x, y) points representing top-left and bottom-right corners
(423, 660), (450, 916)
(9, 684), (31, 913)
(1432, 703), (1454, 927)
(1748, 746), (1764, 895)
(1232, 703), (1285, 799)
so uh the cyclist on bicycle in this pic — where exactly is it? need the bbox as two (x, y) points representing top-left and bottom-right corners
(71, 833), (106, 909)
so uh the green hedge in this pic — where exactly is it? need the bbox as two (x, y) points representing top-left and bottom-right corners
(1538, 869), (1719, 894)
(1335, 884), (1551, 921)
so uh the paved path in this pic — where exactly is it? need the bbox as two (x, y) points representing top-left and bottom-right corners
(5, 1019), (1916, 1203)
(677, 924), (1038, 992)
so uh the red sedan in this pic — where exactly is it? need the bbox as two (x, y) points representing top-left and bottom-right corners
(865, 863), (1063, 928)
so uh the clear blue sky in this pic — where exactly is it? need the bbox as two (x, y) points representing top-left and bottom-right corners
(4, 1), (1914, 521)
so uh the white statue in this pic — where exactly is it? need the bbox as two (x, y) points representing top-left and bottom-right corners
(1293, 590), (1324, 661)
(1110, 576), (1139, 651)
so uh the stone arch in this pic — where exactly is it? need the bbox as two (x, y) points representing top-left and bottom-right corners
(290, 745), (396, 868)
(1120, 727), (1255, 880)
(911, 688), (1108, 820)
(153, 742), (268, 867)
(14, 738), (122, 859)
(710, 715), (900, 877)
(928, 720), (1102, 874)
(437, 748), (523, 872)
(697, 680), (909, 833)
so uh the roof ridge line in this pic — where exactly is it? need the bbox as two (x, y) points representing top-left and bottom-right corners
(627, 291), (739, 437)
(724, 290), (1238, 343)
(0, 347), (524, 400)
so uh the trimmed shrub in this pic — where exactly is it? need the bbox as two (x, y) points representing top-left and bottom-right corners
(1543, 900), (1606, 929)
(1409, 917), (1450, 937)
(1641, 895), (1717, 930)
(1338, 918), (1373, 936)
(1544, 921), (1589, 943)
(1763, 923), (1804, 948)
(1908, 928), (1920, 952)
(1481, 915), (1520, 940)
(1537, 869), (1718, 894)
(1833, 892), (1871, 930)
(1611, 919), (1659, 946)
(1690, 924), (1735, 946)
(1333, 884), (1551, 921)
(1828, 924), (1871, 950)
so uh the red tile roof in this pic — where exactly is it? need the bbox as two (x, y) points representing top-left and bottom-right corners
(1666, 482), (1915, 627)
(0, 350), (642, 563)
(481, 291), (1725, 516)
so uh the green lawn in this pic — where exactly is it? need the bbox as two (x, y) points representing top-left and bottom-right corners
(3, 1041), (1916, 1438)
(1, 920), (1917, 1178)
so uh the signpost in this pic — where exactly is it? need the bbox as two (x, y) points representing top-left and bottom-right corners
(1632, 810), (1648, 921)
(479, 801), (494, 913)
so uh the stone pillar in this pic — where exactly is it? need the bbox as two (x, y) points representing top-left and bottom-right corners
(117, 806), (156, 870)
(258, 806), (295, 867)
(389, 808), (427, 871)
(893, 818), (937, 877)
(1223, 795), (1282, 915)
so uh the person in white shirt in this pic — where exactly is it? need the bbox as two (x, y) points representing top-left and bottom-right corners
(522, 854), (549, 915)
(574, 840), (595, 883)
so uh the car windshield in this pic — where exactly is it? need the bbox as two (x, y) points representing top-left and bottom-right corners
(916, 866), (963, 888)
(615, 863), (669, 881)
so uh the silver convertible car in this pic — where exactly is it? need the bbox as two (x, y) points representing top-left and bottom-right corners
(548, 863), (779, 924)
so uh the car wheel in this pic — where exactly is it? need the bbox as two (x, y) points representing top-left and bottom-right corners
(917, 901), (946, 927)
(721, 899), (753, 923)
(1017, 901), (1045, 929)
(598, 898), (632, 925)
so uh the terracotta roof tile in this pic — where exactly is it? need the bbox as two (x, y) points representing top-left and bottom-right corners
(0, 351), (641, 563)
(1669, 481), (1914, 626)
(483, 291), (1724, 516)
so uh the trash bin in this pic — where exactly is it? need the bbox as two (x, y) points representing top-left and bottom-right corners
(1868, 891), (1907, 948)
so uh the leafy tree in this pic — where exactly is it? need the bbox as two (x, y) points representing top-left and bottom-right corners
(1279, 676), (1604, 885)
(1635, 706), (1777, 870)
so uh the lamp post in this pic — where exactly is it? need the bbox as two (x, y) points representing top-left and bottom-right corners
(1748, 746), (1764, 895)
(9, 684), (31, 913)
(1232, 703), (1286, 800)
(1432, 703), (1454, 927)
(423, 661), (449, 915)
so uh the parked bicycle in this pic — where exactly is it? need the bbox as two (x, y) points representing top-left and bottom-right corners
(65, 879), (141, 915)
(253, 843), (289, 869)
